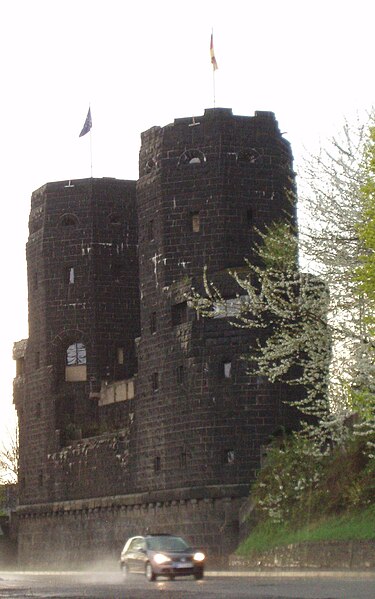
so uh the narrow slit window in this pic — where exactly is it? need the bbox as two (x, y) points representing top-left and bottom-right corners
(147, 220), (154, 241)
(223, 361), (232, 379)
(191, 212), (200, 233)
(177, 364), (184, 384)
(224, 450), (235, 465)
(150, 311), (157, 334)
(65, 266), (75, 285)
(117, 347), (124, 365)
(152, 372), (159, 392)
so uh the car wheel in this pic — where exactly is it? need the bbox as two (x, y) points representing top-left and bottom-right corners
(121, 563), (129, 581)
(145, 562), (156, 582)
(194, 570), (204, 580)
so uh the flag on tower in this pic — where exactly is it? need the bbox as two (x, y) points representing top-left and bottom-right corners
(79, 107), (92, 137)
(210, 33), (218, 71)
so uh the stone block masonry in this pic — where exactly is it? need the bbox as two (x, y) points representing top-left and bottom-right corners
(13, 109), (304, 566)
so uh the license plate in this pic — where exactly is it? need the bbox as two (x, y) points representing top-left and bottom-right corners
(173, 561), (192, 568)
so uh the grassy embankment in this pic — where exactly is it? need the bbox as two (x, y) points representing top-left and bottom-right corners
(237, 504), (375, 556)
(236, 432), (375, 557)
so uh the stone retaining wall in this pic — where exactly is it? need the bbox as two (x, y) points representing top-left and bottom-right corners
(230, 540), (375, 570)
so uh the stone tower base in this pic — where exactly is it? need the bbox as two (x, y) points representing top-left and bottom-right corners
(16, 486), (247, 569)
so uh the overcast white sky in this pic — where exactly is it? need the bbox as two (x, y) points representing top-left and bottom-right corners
(0, 0), (373, 445)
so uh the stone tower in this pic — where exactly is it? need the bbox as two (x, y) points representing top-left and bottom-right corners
(14, 177), (139, 505)
(13, 109), (302, 566)
(134, 108), (300, 500)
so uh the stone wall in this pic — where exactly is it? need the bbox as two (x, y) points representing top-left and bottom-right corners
(17, 489), (244, 569)
(230, 540), (375, 570)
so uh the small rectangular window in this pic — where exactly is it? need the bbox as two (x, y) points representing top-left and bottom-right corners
(191, 212), (200, 233)
(154, 456), (161, 472)
(147, 220), (154, 241)
(152, 372), (159, 392)
(117, 347), (124, 364)
(223, 361), (232, 379)
(65, 266), (75, 285)
(150, 311), (157, 334)
(171, 301), (187, 326)
(179, 448), (187, 468)
(16, 358), (25, 376)
(177, 364), (184, 384)
(224, 449), (235, 465)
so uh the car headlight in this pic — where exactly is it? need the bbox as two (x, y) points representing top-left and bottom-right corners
(193, 552), (205, 562)
(153, 553), (172, 565)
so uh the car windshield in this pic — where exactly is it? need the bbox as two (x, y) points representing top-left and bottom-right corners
(146, 536), (189, 552)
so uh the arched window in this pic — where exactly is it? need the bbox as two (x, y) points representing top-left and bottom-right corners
(237, 149), (260, 165)
(109, 213), (122, 226)
(66, 342), (86, 365)
(59, 213), (78, 227)
(65, 342), (87, 382)
(145, 158), (157, 174)
(178, 149), (206, 166)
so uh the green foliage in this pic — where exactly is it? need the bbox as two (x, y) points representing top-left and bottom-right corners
(238, 431), (375, 556)
(247, 430), (374, 547)
(356, 124), (375, 301)
(237, 504), (375, 556)
(191, 220), (331, 420)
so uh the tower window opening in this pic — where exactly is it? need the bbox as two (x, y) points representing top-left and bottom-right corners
(171, 301), (187, 326)
(66, 342), (86, 366)
(224, 449), (235, 465)
(246, 208), (254, 224)
(177, 364), (184, 384)
(147, 220), (154, 241)
(154, 456), (161, 472)
(65, 266), (75, 285)
(16, 357), (24, 376)
(109, 213), (122, 226)
(178, 149), (206, 166)
(237, 149), (260, 164)
(117, 347), (124, 365)
(60, 214), (78, 227)
(65, 342), (87, 382)
(191, 211), (200, 233)
(179, 447), (187, 468)
(150, 311), (157, 334)
(152, 372), (159, 392)
(223, 361), (232, 379)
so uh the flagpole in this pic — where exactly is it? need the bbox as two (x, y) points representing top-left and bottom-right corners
(212, 69), (216, 109)
(210, 30), (218, 109)
(90, 128), (93, 178)
(79, 106), (93, 178)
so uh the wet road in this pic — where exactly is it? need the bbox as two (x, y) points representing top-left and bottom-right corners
(0, 570), (374, 598)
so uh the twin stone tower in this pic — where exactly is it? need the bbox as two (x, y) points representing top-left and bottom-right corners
(13, 108), (302, 566)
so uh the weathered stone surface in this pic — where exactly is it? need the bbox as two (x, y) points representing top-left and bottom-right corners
(13, 109), (303, 565)
(230, 540), (375, 570)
